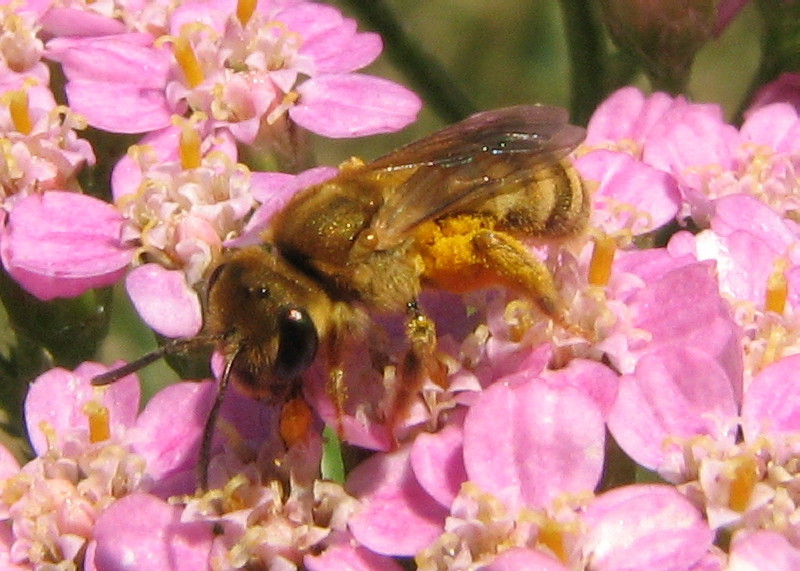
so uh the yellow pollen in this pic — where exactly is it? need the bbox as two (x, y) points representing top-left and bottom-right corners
(37, 421), (58, 451)
(8, 89), (33, 135)
(538, 518), (568, 562)
(236, 0), (257, 26)
(179, 122), (202, 170)
(173, 36), (204, 88)
(279, 398), (313, 447)
(765, 261), (788, 315)
(588, 235), (616, 287)
(83, 400), (111, 443)
(266, 91), (299, 124)
(761, 322), (785, 369)
(727, 455), (759, 512)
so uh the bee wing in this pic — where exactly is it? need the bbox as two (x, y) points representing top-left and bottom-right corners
(365, 105), (586, 248)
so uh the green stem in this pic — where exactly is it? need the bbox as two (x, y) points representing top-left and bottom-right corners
(735, 0), (799, 122)
(339, 0), (477, 123)
(558, 0), (611, 125)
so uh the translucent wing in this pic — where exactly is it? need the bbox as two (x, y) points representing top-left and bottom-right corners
(362, 105), (586, 249)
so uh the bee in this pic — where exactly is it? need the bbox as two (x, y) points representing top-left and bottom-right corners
(94, 105), (589, 490)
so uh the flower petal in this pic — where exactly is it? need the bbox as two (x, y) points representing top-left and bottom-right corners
(125, 264), (203, 338)
(410, 420), (467, 507)
(91, 493), (214, 570)
(292, 74), (421, 138)
(463, 375), (605, 511)
(2, 192), (130, 300)
(483, 548), (568, 571)
(581, 484), (714, 571)
(347, 447), (447, 556)
(304, 537), (404, 571)
(65, 79), (172, 133)
(728, 530), (800, 571)
(577, 149), (680, 235)
(608, 347), (738, 470)
(741, 354), (800, 439)
(25, 362), (140, 455)
(130, 381), (215, 493)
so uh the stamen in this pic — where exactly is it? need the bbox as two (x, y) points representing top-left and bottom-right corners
(588, 235), (616, 287)
(173, 36), (205, 88)
(727, 455), (758, 512)
(83, 401), (111, 443)
(279, 398), (313, 447)
(266, 91), (299, 125)
(179, 122), (202, 170)
(765, 261), (788, 315)
(236, 0), (257, 27)
(8, 89), (33, 135)
(761, 322), (785, 369)
(538, 517), (567, 562)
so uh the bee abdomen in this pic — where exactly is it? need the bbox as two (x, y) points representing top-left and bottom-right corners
(492, 159), (589, 238)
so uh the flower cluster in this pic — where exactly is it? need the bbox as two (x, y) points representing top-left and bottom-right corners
(0, 0), (420, 336)
(2, 0), (800, 569)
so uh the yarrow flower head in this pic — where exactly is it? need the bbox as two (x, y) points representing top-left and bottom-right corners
(46, 0), (422, 165)
(0, 117), (337, 336)
(0, 363), (217, 568)
(0, 4), (48, 88)
(0, 82), (94, 199)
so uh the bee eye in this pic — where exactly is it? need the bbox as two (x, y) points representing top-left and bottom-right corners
(275, 306), (318, 379)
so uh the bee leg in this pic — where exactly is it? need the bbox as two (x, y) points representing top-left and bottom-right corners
(388, 301), (448, 431)
(325, 332), (349, 437)
(472, 230), (578, 334)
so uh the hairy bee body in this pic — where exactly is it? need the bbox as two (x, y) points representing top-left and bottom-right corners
(207, 104), (589, 406)
(98, 105), (590, 489)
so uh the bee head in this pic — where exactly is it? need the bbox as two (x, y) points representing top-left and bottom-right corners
(205, 246), (321, 399)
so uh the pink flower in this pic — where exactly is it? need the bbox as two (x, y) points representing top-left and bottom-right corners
(1, 190), (131, 300)
(0, 363), (217, 568)
(0, 5), (49, 88)
(0, 83), (94, 204)
(668, 193), (800, 381)
(0, 121), (300, 337)
(714, 0), (750, 36)
(583, 244), (743, 389)
(748, 73), (800, 114)
(586, 87), (800, 230)
(576, 148), (680, 236)
(346, 365), (609, 562)
(609, 344), (800, 550)
(46, 0), (421, 150)
(89, 493), (214, 571)
(173, 394), (399, 570)
(728, 530), (800, 571)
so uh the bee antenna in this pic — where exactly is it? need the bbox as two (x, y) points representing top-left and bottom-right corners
(197, 346), (240, 492)
(91, 336), (219, 387)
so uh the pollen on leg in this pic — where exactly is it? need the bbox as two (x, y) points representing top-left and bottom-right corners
(280, 398), (313, 447)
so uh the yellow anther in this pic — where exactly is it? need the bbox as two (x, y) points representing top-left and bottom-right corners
(765, 260), (788, 315)
(588, 235), (616, 287)
(727, 455), (759, 512)
(761, 322), (785, 370)
(83, 400), (111, 443)
(236, 0), (257, 26)
(173, 36), (204, 88)
(538, 517), (568, 563)
(8, 89), (33, 135)
(178, 121), (202, 170)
